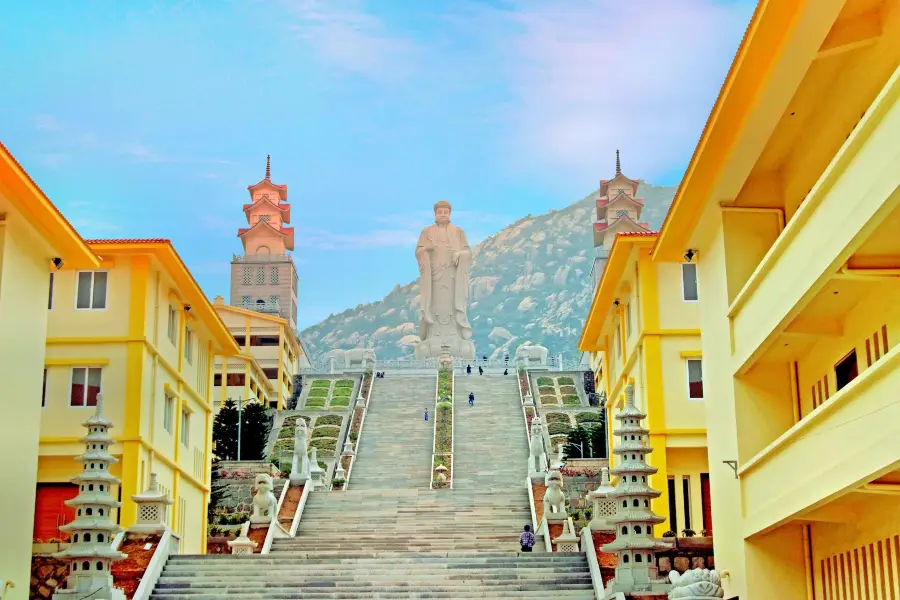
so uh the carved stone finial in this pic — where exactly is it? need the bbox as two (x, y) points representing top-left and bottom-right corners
(615, 149), (622, 176)
(265, 154), (271, 180)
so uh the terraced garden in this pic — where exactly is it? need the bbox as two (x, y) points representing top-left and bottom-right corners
(304, 378), (356, 410)
(543, 410), (604, 453)
(269, 413), (345, 472)
(534, 375), (583, 408)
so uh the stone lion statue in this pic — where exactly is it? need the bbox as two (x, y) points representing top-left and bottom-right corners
(250, 473), (277, 523)
(542, 470), (566, 522)
(529, 417), (547, 474)
(289, 419), (310, 482)
(669, 568), (724, 599)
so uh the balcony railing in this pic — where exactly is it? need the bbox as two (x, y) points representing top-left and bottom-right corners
(232, 253), (291, 263)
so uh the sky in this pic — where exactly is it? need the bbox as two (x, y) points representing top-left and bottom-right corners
(0, 0), (755, 329)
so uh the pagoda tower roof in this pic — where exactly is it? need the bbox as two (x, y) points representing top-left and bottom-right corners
(593, 212), (651, 234)
(247, 155), (288, 201)
(598, 150), (641, 197)
(243, 197), (291, 224)
(237, 218), (295, 251)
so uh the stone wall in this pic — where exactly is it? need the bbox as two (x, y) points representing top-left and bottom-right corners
(30, 556), (68, 600)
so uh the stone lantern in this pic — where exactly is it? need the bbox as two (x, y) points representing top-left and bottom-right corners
(588, 466), (617, 532)
(342, 439), (355, 456)
(52, 394), (126, 600)
(129, 473), (173, 534)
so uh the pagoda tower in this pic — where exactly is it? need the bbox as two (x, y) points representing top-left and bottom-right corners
(229, 155), (300, 329)
(590, 151), (651, 290)
(52, 393), (126, 600)
(602, 380), (672, 596)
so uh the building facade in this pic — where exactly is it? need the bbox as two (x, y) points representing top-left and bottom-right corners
(589, 151), (652, 291)
(579, 232), (708, 538)
(39, 239), (240, 554)
(0, 142), (99, 600)
(212, 298), (301, 411)
(653, 0), (900, 597)
(229, 156), (300, 330)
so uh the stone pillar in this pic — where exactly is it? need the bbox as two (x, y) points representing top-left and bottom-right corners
(227, 522), (258, 555)
(553, 518), (580, 553)
(129, 473), (173, 534)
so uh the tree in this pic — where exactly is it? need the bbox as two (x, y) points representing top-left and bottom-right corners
(212, 400), (238, 461)
(589, 423), (608, 459)
(240, 402), (272, 460)
(563, 426), (591, 459)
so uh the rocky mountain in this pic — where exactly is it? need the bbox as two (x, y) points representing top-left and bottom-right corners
(301, 184), (677, 361)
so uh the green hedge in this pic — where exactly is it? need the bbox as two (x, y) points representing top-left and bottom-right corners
(548, 422), (572, 436)
(272, 439), (294, 453)
(310, 380), (331, 388)
(537, 377), (553, 386)
(311, 426), (340, 439)
(557, 376), (575, 385)
(315, 415), (342, 426)
(544, 412), (570, 424)
(310, 437), (337, 455)
(576, 412), (603, 423)
(277, 427), (294, 439)
(332, 387), (352, 398)
(282, 415), (311, 429)
(330, 397), (350, 407)
(538, 386), (556, 395)
(562, 395), (581, 407)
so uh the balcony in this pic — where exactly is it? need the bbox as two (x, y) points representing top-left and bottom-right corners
(232, 253), (291, 263)
(739, 344), (900, 538)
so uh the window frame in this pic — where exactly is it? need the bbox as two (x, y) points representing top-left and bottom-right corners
(163, 394), (174, 434)
(42, 368), (48, 407)
(69, 366), (103, 407)
(184, 328), (194, 365)
(74, 270), (109, 311)
(180, 409), (190, 447)
(167, 305), (178, 345)
(680, 263), (699, 303)
(48, 272), (55, 310)
(686, 358), (704, 400)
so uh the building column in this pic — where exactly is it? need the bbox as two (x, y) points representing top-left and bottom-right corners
(649, 433), (670, 535)
(118, 440), (142, 527)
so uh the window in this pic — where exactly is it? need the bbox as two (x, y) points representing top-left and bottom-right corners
(233, 335), (246, 346)
(213, 374), (222, 386)
(686, 359), (703, 399)
(256, 268), (265, 284)
(667, 477), (678, 535)
(700, 473), (712, 533)
(42, 369), (48, 407)
(48, 273), (55, 310)
(70, 367), (102, 407)
(226, 373), (245, 387)
(681, 263), (699, 302)
(242, 267), (251, 285)
(184, 328), (193, 364)
(258, 214), (271, 223)
(249, 335), (280, 347)
(835, 349), (859, 391)
(180, 410), (190, 446)
(75, 271), (108, 310)
(263, 368), (279, 380)
(682, 476), (692, 530)
(615, 209), (628, 218)
(269, 294), (279, 306)
(241, 296), (251, 307)
(270, 267), (279, 285)
(167, 305), (177, 345)
(163, 394), (174, 434)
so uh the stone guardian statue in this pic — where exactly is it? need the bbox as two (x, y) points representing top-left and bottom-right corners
(250, 473), (277, 524)
(289, 419), (310, 484)
(668, 569), (725, 599)
(415, 200), (476, 360)
(528, 416), (547, 477)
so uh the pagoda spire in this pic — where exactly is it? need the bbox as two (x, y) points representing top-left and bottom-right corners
(265, 154), (271, 181)
(615, 149), (621, 176)
(52, 393), (126, 600)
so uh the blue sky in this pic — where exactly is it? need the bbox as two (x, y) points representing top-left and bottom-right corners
(0, 0), (754, 329)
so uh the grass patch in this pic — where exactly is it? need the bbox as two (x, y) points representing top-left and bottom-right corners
(283, 415), (311, 429)
(550, 435), (568, 451)
(433, 404), (452, 454)
(540, 395), (559, 407)
(272, 439), (294, 454)
(576, 412), (604, 424)
(305, 398), (326, 408)
(307, 388), (329, 398)
(537, 377), (553, 386)
(437, 368), (453, 400)
(277, 427), (294, 439)
(432, 454), (452, 489)
(557, 376), (575, 385)
(329, 397), (351, 407)
(548, 422), (572, 436)
(559, 385), (578, 395)
(334, 379), (354, 388)
(544, 412), (570, 424)
(311, 426), (340, 439)
(315, 415), (342, 427)
(538, 386), (556, 395)
(310, 380), (331, 388)
(310, 438), (336, 456)
(562, 395), (581, 407)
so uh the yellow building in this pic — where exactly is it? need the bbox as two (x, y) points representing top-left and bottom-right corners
(653, 0), (900, 596)
(40, 239), (240, 554)
(579, 232), (709, 538)
(212, 297), (301, 411)
(0, 143), (98, 600)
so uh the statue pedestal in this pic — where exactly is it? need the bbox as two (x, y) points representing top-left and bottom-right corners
(415, 337), (475, 361)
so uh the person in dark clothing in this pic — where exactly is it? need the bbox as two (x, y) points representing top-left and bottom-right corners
(466, 364), (472, 375)
(468, 391), (474, 406)
(478, 366), (483, 375)
(424, 408), (428, 421)
(520, 525), (535, 552)
(503, 368), (508, 375)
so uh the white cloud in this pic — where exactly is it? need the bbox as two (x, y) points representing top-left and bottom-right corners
(283, 0), (416, 81)
(34, 114), (63, 132)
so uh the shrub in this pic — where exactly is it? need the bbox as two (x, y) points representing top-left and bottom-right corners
(310, 380), (330, 388)
(559, 385), (578, 395)
(538, 386), (555, 395)
(662, 530), (676, 538)
(562, 395), (581, 407)
(305, 398), (326, 408)
(545, 412), (570, 424)
(277, 427), (294, 439)
(548, 422), (571, 436)
(524, 407), (534, 418)
(536, 377), (553, 386)
(312, 426), (340, 439)
(283, 415), (311, 429)
(310, 438), (336, 456)
(272, 439), (294, 453)
(349, 431), (359, 442)
(557, 376), (575, 385)
(682, 529), (696, 538)
(550, 435), (568, 450)
(437, 401), (452, 410)
(334, 379), (354, 388)
(315, 415), (342, 426)
(539, 397), (558, 407)
(576, 412), (603, 424)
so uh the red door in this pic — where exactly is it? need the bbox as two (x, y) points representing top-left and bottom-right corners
(700, 473), (713, 533)
(33, 484), (78, 541)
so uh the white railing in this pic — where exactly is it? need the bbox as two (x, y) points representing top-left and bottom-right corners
(289, 484), (312, 536)
(261, 479), (292, 553)
(132, 529), (181, 600)
(339, 371), (374, 491)
(233, 253), (291, 263)
(581, 527), (607, 599)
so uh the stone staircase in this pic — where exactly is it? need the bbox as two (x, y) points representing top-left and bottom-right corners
(453, 374), (528, 490)
(349, 374), (436, 490)
(149, 370), (597, 599)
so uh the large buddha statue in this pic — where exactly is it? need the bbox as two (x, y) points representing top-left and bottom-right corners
(414, 200), (476, 360)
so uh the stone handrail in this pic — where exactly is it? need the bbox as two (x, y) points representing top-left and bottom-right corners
(261, 479), (292, 553)
(580, 526), (607, 600)
(525, 476), (538, 535)
(132, 528), (181, 600)
(342, 370), (374, 490)
(288, 483), (312, 537)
